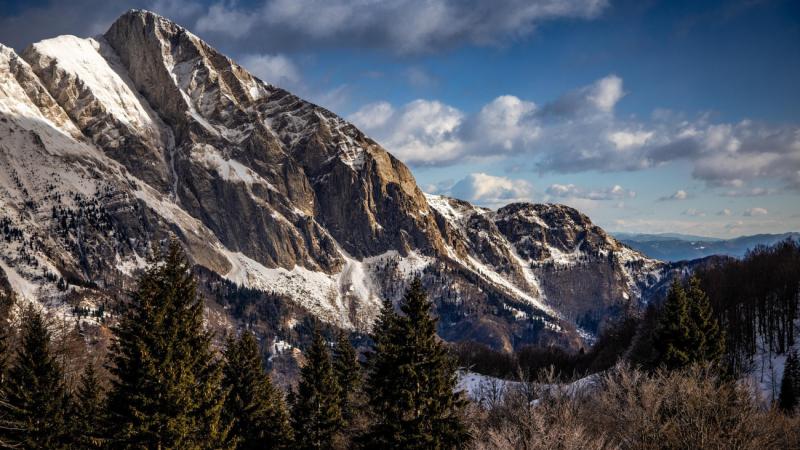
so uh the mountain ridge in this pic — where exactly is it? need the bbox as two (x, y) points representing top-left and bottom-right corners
(0, 9), (668, 353)
(618, 232), (800, 262)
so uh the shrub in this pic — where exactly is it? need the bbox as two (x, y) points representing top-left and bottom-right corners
(467, 364), (800, 450)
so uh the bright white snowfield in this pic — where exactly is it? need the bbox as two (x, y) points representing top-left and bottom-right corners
(0, 10), (667, 349)
(27, 36), (159, 133)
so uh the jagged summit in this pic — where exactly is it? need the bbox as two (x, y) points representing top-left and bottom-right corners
(0, 10), (666, 352)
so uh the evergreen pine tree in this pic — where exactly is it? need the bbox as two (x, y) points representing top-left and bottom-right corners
(69, 362), (104, 448)
(654, 278), (726, 371)
(332, 331), (361, 428)
(222, 331), (293, 449)
(0, 289), (14, 386)
(685, 276), (725, 365)
(105, 242), (230, 449)
(654, 280), (693, 370)
(290, 326), (343, 450)
(778, 350), (799, 413)
(0, 306), (70, 448)
(362, 278), (468, 449)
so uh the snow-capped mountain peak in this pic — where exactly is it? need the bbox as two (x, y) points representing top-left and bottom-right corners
(0, 10), (667, 351)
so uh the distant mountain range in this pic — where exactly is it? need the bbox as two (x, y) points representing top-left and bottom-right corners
(615, 232), (800, 262)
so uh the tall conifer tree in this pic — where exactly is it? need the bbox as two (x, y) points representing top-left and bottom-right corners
(654, 280), (693, 370)
(686, 276), (725, 365)
(362, 278), (468, 449)
(290, 327), (343, 450)
(654, 278), (726, 371)
(69, 362), (104, 448)
(0, 307), (69, 448)
(105, 242), (229, 449)
(222, 331), (293, 449)
(332, 331), (361, 428)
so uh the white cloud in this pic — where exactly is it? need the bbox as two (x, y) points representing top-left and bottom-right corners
(349, 91), (537, 165)
(349, 93), (542, 165)
(446, 173), (534, 208)
(587, 75), (624, 112)
(743, 207), (768, 216)
(608, 130), (653, 150)
(658, 190), (689, 201)
(347, 102), (395, 130)
(349, 99), (464, 165)
(355, 75), (800, 192)
(471, 95), (539, 151)
(540, 74), (625, 117)
(238, 53), (301, 87)
(350, 99), (465, 165)
(546, 183), (635, 200)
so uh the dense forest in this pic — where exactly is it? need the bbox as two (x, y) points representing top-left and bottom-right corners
(1, 240), (799, 449)
(697, 240), (800, 375)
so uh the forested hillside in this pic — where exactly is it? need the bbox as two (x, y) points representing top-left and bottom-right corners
(2, 240), (799, 449)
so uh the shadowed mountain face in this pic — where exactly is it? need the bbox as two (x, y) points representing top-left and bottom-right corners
(0, 10), (671, 352)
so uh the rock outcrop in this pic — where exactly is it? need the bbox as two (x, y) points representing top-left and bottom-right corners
(0, 10), (669, 352)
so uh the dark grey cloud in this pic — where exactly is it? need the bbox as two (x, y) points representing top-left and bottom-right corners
(0, 0), (205, 50)
(193, 0), (609, 55)
(0, 0), (608, 54)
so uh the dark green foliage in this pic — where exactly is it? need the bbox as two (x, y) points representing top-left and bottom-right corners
(627, 303), (662, 369)
(223, 331), (293, 449)
(332, 331), (361, 428)
(291, 327), (343, 450)
(69, 362), (104, 448)
(0, 307), (70, 449)
(779, 350), (800, 413)
(105, 242), (230, 449)
(362, 279), (468, 449)
(686, 276), (725, 366)
(653, 277), (725, 371)
(654, 280), (693, 370)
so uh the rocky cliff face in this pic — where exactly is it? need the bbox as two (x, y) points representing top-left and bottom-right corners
(0, 10), (670, 353)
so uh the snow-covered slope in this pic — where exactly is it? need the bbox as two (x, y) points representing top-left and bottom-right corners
(0, 10), (670, 352)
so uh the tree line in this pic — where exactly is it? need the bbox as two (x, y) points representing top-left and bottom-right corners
(694, 239), (800, 375)
(0, 244), (467, 449)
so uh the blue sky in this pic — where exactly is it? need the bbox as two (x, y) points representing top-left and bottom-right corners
(1, 0), (798, 237)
